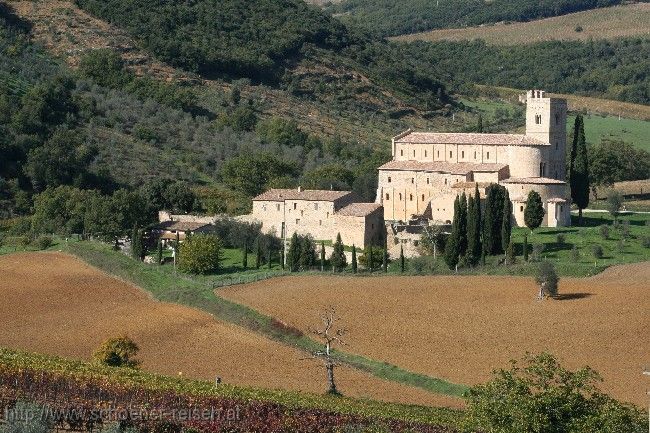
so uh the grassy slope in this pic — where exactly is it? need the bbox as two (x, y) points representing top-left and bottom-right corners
(0, 348), (462, 427)
(394, 4), (650, 45)
(569, 114), (650, 152)
(57, 240), (469, 399)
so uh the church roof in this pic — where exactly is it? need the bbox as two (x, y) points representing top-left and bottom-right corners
(501, 177), (566, 185)
(378, 160), (507, 175)
(253, 188), (355, 202)
(336, 203), (382, 217)
(393, 131), (547, 146)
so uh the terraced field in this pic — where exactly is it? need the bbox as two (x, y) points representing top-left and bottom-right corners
(0, 252), (461, 408)
(222, 262), (650, 407)
(395, 4), (650, 45)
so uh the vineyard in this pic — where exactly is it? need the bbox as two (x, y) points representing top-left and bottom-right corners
(0, 348), (462, 433)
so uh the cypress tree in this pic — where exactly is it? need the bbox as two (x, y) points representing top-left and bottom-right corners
(156, 239), (163, 265)
(131, 225), (140, 260)
(255, 238), (261, 269)
(268, 247), (272, 269)
(477, 114), (483, 133)
(483, 183), (507, 255)
(287, 233), (300, 272)
(466, 190), (481, 266)
(458, 192), (468, 258)
(242, 240), (248, 269)
(382, 246), (388, 273)
(524, 191), (545, 232)
(523, 234), (529, 261)
(281, 244), (285, 270)
(399, 244), (405, 273)
(351, 245), (357, 273)
(320, 241), (325, 272)
(368, 245), (374, 272)
(330, 233), (347, 272)
(445, 195), (461, 270)
(501, 190), (512, 254)
(569, 114), (590, 225)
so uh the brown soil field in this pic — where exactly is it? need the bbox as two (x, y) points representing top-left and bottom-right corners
(222, 262), (650, 406)
(0, 252), (462, 408)
(395, 4), (650, 45)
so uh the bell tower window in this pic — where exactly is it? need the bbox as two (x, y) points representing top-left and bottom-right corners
(535, 114), (542, 125)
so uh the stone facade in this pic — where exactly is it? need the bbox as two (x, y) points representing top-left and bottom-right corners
(377, 90), (571, 228)
(247, 188), (384, 248)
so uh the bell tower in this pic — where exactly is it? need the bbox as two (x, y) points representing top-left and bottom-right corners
(525, 90), (567, 180)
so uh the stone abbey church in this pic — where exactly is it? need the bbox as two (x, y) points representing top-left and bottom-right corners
(247, 90), (571, 248)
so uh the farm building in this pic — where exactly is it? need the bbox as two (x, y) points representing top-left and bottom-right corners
(155, 212), (216, 244)
(244, 187), (384, 248)
(377, 90), (571, 228)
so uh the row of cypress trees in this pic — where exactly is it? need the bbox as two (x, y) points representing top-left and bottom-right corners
(444, 184), (512, 270)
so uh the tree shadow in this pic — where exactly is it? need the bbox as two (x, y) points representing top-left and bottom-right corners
(536, 229), (579, 235)
(554, 293), (593, 301)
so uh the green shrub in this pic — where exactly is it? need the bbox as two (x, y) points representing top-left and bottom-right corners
(574, 25), (584, 32)
(531, 244), (544, 262)
(555, 233), (565, 245)
(409, 256), (437, 275)
(642, 236), (650, 249)
(616, 239), (625, 253)
(177, 234), (223, 275)
(570, 245), (580, 262)
(592, 244), (604, 259)
(93, 336), (140, 368)
(599, 224), (610, 240)
(33, 235), (54, 250)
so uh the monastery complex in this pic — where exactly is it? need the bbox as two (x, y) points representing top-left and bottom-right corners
(245, 90), (572, 249)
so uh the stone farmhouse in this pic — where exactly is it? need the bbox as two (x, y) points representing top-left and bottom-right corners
(377, 90), (571, 228)
(247, 188), (384, 248)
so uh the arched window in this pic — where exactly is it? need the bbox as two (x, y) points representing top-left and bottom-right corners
(399, 193), (402, 201)
(409, 194), (413, 201)
(386, 193), (390, 200)
(535, 114), (542, 124)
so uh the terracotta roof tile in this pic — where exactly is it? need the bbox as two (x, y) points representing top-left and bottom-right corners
(451, 181), (492, 189)
(378, 160), (507, 175)
(501, 177), (567, 185)
(336, 203), (382, 217)
(157, 221), (211, 232)
(253, 189), (355, 202)
(394, 131), (547, 146)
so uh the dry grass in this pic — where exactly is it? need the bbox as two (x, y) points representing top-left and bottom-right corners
(0, 252), (462, 408)
(222, 262), (650, 407)
(395, 4), (650, 45)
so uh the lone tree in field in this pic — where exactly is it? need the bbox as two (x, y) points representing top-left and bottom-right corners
(93, 336), (140, 368)
(535, 261), (559, 299)
(606, 189), (623, 223)
(307, 307), (347, 396)
(569, 114), (590, 225)
(524, 190), (545, 232)
(330, 233), (347, 272)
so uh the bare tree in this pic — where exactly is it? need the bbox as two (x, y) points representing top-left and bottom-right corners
(306, 306), (347, 395)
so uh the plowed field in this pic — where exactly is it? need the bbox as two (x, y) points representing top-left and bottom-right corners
(222, 262), (650, 406)
(0, 252), (461, 408)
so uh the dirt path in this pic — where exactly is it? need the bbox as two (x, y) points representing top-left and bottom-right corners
(222, 262), (650, 406)
(0, 252), (462, 408)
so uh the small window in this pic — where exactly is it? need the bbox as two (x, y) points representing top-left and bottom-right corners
(449, 151), (453, 158)
(535, 114), (542, 125)
(426, 178), (430, 184)
(371, 223), (375, 229)
(301, 210), (304, 216)
(399, 193), (402, 201)
(296, 219), (300, 224)
(560, 205), (564, 212)
(424, 150), (428, 157)
(444, 179), (448, 185)
(461, 151), (465, 158)
(314, 203), (318, 210)
(388, 176), (392, 183)
(421, 194), (425, 201)
(262, 204), (267, 211)
(400, 149), (404, 156)
(411, 178), (414, 184)
(293, 203), (297, 210)
(487, 152), (490, 159)
(276, 204), (280, 211)
(413, 150), (416, 157)
(319, 220), (322, 226)
(474, 151), (477, 159)
(386, 193), (390, 200)
(520, 206), (524, 212)
(437, 150), (440, 158)
(409, 194), (413, 201)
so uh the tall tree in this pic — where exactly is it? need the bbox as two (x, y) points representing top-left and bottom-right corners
(466, 187), (482, 266)
(351, 245), (357, 273)
(483, 184), (507, 255)
(242, 240), (248, 269)
(255, 237), (261, 269)
(329, 233), (347, 272)
(382, 245), (388, 272)
(569, 114), (590, 225)
(399, 244), (405, 273)
(524, 191), (545, 232)
(320, 241), (326, 272)
(287, 233), (300, 272)
(501, 190), (512, 253)
(445, 195), (461, 270)
(477, 114), (483, 133)
(458, 192), (468, 258)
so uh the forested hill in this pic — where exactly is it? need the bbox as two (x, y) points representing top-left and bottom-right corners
(328, 0), (634, 37)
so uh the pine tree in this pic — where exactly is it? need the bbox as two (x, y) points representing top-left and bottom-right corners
(523, 234), (529, 261)
(351, 245), (357, 273)
(458, 192), (468, 258)
(156, 239), (163, 265)
(255, 238), (261, 269)
(399, 244), (405, 273)
(287, 233), (300, 272)
(501, 190), (512, 254)
(445, 195), (461, 270)
(524, 191), (545, 232)
(569, 114), (590, 225)
(320, 241), (325, 272)
(329, 233), (347, 272)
